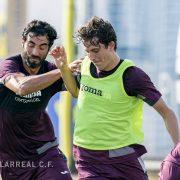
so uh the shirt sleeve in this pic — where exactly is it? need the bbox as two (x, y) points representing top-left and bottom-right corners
(0, 59), (20, 84)
(123, 66), (162, 106)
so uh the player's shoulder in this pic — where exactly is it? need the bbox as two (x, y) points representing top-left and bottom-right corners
(0, 54), (21, 66)
(5, 54), (21, 61)
(124, 65), (148, 78)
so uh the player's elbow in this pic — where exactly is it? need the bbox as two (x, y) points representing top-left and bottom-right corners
(72, 93), (78, 98)
(74, 88), (79, 98)
(17, 84), (29, 96)
(70, 89), (79, 98)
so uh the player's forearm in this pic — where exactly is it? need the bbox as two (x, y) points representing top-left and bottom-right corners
(49, 45), (79, 97)
(162, 109), (179, 145)
(60, 66), (79, 98)
(18, 69), (61, 95)
(153, 98), (180, 145)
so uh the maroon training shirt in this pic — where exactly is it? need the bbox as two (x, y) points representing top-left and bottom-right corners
(0, 55), (64, 160)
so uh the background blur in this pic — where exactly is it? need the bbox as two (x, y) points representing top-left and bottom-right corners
(0, 0), (180, 179)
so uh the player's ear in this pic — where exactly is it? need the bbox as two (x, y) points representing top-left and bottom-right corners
(21, 38), (26, 48)
(108, 41), (115, 51)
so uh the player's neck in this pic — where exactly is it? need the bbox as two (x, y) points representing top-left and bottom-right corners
(98, 53), (120, 72)
(108, 54), (120, 70)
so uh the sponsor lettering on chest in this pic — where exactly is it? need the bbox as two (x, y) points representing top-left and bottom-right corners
(80, 84), (102, 96)
(14, 91), (42, 103)
(23, 91), (42, 98)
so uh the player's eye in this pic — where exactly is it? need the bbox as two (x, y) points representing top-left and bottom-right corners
(40, 45), (48, 50)
(91, 49), (99, 53)
(28, 42), (35, 47)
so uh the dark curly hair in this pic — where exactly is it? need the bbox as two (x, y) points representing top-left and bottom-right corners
(22, 20), (58, 48)
(76, 16), (117, 50)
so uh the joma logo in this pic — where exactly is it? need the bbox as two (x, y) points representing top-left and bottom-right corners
(80, 84), (102, 96)
(22, 91), (42, 98)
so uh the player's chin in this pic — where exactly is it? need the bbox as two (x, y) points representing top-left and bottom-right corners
(31, 58), (45, 65)
(29, 60), (43, 68)
(30, 58), (41, 62)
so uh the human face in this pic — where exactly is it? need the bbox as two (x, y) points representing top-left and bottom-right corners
(84, 40), (114, 71)
(22, 33), (49, 69)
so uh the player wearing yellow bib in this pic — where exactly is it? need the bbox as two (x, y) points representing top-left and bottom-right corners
(74, 57), (144, 150)
(50, 16), (179, 180)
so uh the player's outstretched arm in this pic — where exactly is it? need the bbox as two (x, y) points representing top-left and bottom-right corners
(2, 69), (61, 96)
(153, 97), (180, 146)
(49, 46), (79, 98)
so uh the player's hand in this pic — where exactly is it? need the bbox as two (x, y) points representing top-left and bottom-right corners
(49, 46), (68, 69)
(69, 58), (83, 73)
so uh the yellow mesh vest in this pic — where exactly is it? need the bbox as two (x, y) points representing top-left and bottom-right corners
(73, 57), (144, 150)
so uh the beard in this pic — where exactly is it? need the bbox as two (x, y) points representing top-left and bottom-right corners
(25, 57), (42, 69)
(21, 51), (47, 69)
